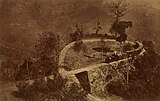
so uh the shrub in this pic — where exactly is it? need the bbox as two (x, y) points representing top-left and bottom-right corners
(13, 75), (87, 101)
(105, 40), (160, 100)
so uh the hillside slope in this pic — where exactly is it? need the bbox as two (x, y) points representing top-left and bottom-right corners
(0, 0), (160, 60)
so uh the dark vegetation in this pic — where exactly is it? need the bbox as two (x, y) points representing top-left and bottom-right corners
(12, 76), (87, 101)
(1, 32), (60, 81)
(105, 40), (160, 100)
(1, 31), (87, 101)
(0, 0), (160, 101)
(73, 40), (88, 53)
(83, 33), (115, 39)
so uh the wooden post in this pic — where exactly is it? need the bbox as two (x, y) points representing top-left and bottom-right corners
(126, 70), (129, 84)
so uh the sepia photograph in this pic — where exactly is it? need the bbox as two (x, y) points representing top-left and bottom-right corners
(0, 0), (160, 101)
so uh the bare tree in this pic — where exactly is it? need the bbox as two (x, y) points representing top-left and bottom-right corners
(108, 0), (128, 22)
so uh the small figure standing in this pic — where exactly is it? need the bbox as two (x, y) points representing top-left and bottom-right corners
(94, 18), (102, 34)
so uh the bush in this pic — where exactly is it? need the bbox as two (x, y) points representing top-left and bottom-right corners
(13, 75), (87, 101)
(105, 40), (160, 100)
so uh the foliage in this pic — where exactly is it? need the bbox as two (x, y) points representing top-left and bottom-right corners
(63, 83), (87, 101)
(11, 31), (87, 101)
(105, 40), (160, 100)
(73, 40), (87, 53)
(34, 31), (60, 58)
(0, 31), (61, 81)
(14, 32), (60, 81)
(13, 75), (87, 101)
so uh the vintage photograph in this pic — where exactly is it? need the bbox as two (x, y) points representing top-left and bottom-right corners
(0, 0), (160, 101)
